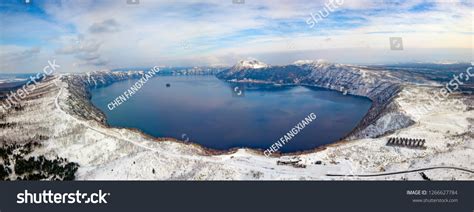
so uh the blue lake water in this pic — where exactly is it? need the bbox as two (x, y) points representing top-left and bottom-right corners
(90, 75), (372, 152)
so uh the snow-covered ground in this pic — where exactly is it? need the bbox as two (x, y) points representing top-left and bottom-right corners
(0, 74), (472, 180)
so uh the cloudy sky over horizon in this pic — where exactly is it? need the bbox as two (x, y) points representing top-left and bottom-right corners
(0, 0), (472, 73)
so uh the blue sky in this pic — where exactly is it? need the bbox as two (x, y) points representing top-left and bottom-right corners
(0, 0), (472, 72)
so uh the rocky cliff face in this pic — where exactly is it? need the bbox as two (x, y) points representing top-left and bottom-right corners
(60, 70), (146, 124)
(217, 59), (412, 139)
(64, 70), (146, 88)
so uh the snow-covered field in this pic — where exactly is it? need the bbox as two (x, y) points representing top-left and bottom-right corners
(0, 73), (472, 180)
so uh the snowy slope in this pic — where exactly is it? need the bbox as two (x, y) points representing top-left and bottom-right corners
(0, 65), (472, 181)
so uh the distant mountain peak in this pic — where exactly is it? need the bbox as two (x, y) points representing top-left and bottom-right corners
(293, 59), (331, 66)
(234, 58), (268, 70)
(293, 60), (314, 65)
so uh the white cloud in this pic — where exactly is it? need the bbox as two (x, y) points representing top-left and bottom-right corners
(89, 19), (120, 33)
(0, 0), (472, 72)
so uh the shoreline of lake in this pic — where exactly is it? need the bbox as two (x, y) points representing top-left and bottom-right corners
(89, 75), (372, 153)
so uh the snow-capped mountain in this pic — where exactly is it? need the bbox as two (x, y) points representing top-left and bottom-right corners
(293, 60), (314, 66)
(233, 58), (269, 70)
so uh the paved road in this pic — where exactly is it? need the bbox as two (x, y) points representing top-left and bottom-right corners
(327, 166), (474, 177)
